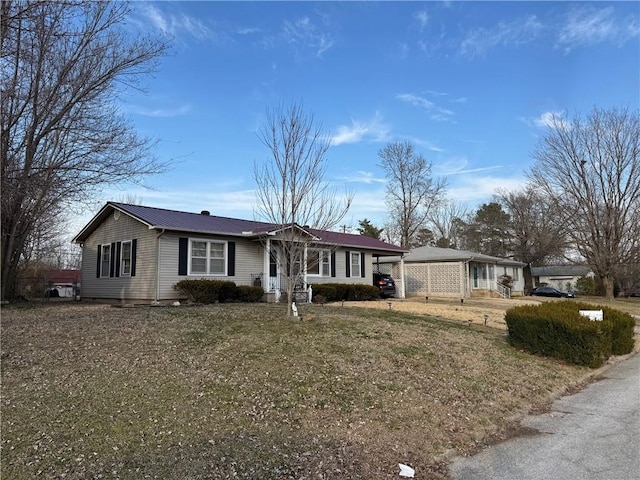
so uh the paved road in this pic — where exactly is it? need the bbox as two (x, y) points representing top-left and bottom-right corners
(449, 353), (640, 480)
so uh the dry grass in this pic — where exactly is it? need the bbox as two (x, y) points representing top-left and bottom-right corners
(0, 301), (614, 479)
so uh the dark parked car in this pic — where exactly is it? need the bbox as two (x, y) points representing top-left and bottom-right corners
(373, 272), (396, 298)
(529, 286), (575, 298)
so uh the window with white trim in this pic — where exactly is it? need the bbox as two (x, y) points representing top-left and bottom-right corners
(512, 267), (519, 281)
(189, 239), (226, 275)
(121, 241), (132, 276)
(100, 244), (111, 277)
(350, 252), (361, 278)
(307, 249), (331, 276)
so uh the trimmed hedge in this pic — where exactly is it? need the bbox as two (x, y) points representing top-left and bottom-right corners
(505, 301), (635, 368)
(173, 279), (264, 304)
(312, 283), (381, 302)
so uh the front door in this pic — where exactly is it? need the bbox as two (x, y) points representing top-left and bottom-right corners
(473, 266), (479, 288)
(269, 247), (280, 292)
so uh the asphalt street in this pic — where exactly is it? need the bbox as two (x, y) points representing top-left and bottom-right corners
(449, 353), (640, 480)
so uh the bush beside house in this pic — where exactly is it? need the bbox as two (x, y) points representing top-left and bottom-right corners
(174, 279), (263, 304)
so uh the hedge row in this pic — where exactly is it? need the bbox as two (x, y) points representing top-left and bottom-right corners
(173, 280), (264, 304)
(311, 283), (381, 302)
(505, 301), (635, 368)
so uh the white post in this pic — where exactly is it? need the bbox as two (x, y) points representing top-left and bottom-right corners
(307, 284), (313, 303)
(291, 301), (298, 317)
(399, 255), (406, 299)
(264, 238), (271, 291)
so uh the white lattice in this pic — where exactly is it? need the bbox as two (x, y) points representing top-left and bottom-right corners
(405, 262), (462, 296)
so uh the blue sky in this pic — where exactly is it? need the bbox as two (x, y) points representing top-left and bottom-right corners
(85, 1), (639, 235)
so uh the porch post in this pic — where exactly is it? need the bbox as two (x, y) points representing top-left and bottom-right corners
(303, 243), (308, 288)
(399, 255), (406, 299)
(264, 238), (271, 292)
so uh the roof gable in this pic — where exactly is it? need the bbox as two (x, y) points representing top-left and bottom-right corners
(74, 202), (407, 255)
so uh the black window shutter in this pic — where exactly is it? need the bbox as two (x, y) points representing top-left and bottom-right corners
(109, 242), (116, 277)
(360, 252), (365, 278)
(115, 242), (121, 277)
(331, 251), (336, 277)
(131, 239), (137, 277)
(178, 237), (188, 275)
(96, 244), (102, 278)
(227, 241), (235, 276)
(345, 251), (350, 277)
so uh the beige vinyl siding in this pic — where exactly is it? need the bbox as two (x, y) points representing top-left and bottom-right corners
(157, 233), (263, 300)
(80, 212), (157, 301)
(309, 249), (371, 286)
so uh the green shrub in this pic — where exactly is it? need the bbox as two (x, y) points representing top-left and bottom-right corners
(505, 301), (634, 368)
(575, 276), (596, 295)
(172, 279), (262, 303)
(236, 285), (265, 303)
(311, 283), (380, 302)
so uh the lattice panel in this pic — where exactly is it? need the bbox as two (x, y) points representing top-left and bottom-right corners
(429, 263), (461, 293)
(405, 265), (430, 293)
(404, 263), (462, 296)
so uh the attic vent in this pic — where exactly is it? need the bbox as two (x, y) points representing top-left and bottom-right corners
(200, 210), (210, 216)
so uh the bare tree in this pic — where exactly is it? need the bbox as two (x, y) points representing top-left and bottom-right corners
(378, 141), (446, 249)
(497, 187), (569, 291)
(1, 1), (169, 299)
(254, 102), (353, 316)
(528, 107), (640, 300)
(426, 198), (470, 248)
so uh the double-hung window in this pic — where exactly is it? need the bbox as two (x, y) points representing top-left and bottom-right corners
(100, 244), (111, 277)
(307, 249), (330, 276)
(120, 241), (132, 276)
(190, 240), (226, 275)
(350, 252), (361, 278)
(512, 267), (519, 281)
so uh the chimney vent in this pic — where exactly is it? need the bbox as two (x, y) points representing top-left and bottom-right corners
(200, 210), (210, 216)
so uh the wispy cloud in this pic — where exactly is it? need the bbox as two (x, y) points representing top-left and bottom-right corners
(447, 175), (528, 205)
(556, 6), (640, 53)
(282, 16), (334, 57)
(330, 112), (390, 146)
(520, 111), (569, 130)
(396, 92), (456, 122)
(460, 15), (544, 56)
(136, 4), (215, 41)
(337, 171), (386, 184)
(414, 10), (429, 30)
(126, 104), (191, 118)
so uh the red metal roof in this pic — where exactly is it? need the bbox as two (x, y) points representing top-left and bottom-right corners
(74, 202), (407, 255)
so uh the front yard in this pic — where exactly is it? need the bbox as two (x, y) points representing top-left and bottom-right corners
(1, 302), (599, 478)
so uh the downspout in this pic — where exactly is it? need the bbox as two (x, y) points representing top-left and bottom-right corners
(155, 229), (165, 302)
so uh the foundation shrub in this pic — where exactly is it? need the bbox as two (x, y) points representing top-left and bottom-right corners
(173, 280), (261, 303)
(311, 283), (380, 302)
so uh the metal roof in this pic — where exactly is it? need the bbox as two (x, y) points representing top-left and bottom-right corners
(531, 265), (592, 277)
(376, 245), (525, 266)
(73, 202), (407, 255)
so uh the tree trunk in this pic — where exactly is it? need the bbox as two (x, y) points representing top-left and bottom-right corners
(603, 274), (615, 300)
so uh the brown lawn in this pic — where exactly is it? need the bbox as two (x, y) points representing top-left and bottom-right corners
(1, 299), (636, 479)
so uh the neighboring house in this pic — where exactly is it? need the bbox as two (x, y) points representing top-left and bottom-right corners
(376, 245), (526, 299)
(45, 269), (81, 298)
(73, 202), (407, 303)
(531, 265), (593, 292)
